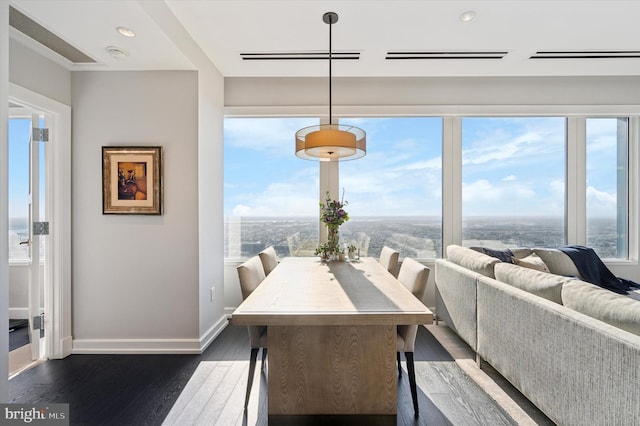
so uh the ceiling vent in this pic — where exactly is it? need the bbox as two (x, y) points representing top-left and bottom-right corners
(9, 6), (96, 64)
(531, 51), (640, 59)
(240, 51), (360, 61)
(386, 51), (508, 60)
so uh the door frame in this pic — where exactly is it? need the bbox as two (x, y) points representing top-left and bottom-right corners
(9, 83), (71, 359)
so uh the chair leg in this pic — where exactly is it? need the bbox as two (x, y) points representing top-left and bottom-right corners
(406, 352), (419, 417)
(261, 347), (268, 372)
(396, 352), (402, 377)
(244, 348), (259, 410)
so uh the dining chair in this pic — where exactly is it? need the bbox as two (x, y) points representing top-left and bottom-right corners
(258, 246), (279, 276)
(396, 257), (430, 417)
(379, 246), (400, 277)
(236, 255), (268, 410)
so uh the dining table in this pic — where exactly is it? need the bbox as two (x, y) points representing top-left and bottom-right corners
(230, 256), (433, 424)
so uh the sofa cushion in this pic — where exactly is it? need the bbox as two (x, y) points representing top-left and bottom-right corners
(533, 248), (583, 279)
(513, 253), (550, 273)
(447, 245), (499, 278)
(562, 280), (640, 336)
(494, 262), (566, 304)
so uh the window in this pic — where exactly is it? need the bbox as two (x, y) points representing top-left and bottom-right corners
(586, 118), (629, 259)
(339, 117), (443, 258)
(8, 117), (31, 261)
(224, 117), (320, 260)
(461, 117), (566, 249)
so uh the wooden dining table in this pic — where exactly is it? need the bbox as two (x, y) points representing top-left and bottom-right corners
(230, 256), (433, 423)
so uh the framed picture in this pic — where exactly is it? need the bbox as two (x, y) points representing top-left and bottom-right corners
(102, 146), (163, 215)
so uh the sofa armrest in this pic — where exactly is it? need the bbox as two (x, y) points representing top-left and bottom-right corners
(477, 276), (640, 425)
(435, 259), (481, 351)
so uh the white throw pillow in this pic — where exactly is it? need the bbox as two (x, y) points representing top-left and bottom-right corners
(533, 248), (583, 279)
(513, 253), (550, 273)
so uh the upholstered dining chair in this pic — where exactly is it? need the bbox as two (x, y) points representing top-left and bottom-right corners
(379, 246), (400, 277)
(258, 246), (279, 276)
(236, 255), (268, 410)
(396, 257), (430, 417)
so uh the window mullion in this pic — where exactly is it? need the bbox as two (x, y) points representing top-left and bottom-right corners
(566, 117), (586, 245)
(442, 116), (461, 250)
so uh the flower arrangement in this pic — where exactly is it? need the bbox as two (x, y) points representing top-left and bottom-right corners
(319, 190), (349, 227)
(319, 190), (349, 258)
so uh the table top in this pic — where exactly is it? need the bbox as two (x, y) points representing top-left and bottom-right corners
(230, 257), (433, 326)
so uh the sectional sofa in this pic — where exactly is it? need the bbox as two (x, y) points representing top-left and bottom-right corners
(435, 245), (640, 426)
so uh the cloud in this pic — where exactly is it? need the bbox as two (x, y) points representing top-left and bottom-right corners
(587, 186), (617, 217)
(462, 118), (564, 167)
(224, 117), (317, 156)
(502, 175), (517, 182)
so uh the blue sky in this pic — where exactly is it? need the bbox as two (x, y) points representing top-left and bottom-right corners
(8, 118), (30, 220)
(224, 116), (620, 218)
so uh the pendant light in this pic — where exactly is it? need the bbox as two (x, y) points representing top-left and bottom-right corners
(295, 12), (366, 161)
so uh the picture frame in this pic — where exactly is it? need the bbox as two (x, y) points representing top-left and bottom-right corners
(102, 146), (163, 215)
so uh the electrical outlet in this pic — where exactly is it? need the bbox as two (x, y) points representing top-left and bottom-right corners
(210, 287), (215, 301)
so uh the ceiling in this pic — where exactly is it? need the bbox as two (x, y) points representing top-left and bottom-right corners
(9, 0), (640, 78)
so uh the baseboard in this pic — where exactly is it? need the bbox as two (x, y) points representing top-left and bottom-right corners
(198, 315), (229, 352)
(71, 316), (230, 355)
(9, 307), (28, 319)
(72, 338), (203, 354)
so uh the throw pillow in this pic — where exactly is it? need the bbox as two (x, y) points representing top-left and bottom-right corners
(533, 248), (583, 279)
(562, 280), (640, 337)
(513, 254), (550, 273)
(470, 247), (514, 263)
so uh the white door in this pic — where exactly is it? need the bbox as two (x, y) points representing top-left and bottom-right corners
(27, 111), (49, 361)
(29, 113), (48, 360)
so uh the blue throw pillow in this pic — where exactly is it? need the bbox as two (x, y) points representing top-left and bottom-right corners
(471, 247), (514, 263)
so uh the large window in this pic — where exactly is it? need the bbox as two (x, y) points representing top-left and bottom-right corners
(224, 114), (636, 262)
(224, 117), (320, 260)
(586, 117), (629, 259)
(461, 117), (566, 249)
(339, 117), (443, 258)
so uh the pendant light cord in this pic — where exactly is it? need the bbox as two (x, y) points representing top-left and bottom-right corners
(328, 14), (333, 125)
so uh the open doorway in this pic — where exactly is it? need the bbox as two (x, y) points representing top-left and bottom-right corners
(7, 84), (71, 377)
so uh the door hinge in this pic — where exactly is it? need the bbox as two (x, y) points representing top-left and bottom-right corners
(33, 222), (49, 235)
(32, 313), (45, 338)
(32, 127), (49, 142)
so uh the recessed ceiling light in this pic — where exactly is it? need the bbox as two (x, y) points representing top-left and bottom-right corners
(459, 11), (477, 22)
(106, 46), (129, 60)
(117, 26), (136, 37)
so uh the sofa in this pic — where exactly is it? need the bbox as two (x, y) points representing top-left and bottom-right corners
(435, 245), (640, 426)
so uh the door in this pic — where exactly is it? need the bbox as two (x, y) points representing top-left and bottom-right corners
(27, 112), (48, 361)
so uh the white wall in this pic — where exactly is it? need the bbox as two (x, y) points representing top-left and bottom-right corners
(9, 38), (70, 106)
(225, 76), (640, 108)
(71, 71), (202, 353)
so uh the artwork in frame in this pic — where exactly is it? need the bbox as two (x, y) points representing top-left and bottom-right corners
(102, 146), (163, 215)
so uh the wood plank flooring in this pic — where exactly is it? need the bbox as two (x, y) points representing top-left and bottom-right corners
(8, 323), (550, 425)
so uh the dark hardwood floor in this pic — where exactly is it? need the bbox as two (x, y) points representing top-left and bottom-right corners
(9, 323), (533, 425)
